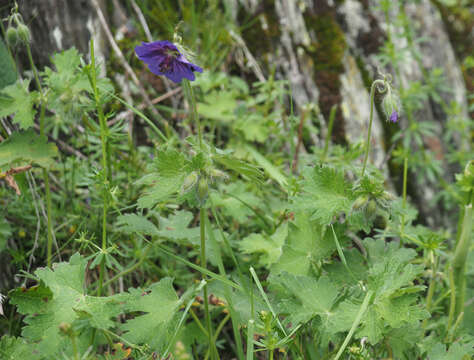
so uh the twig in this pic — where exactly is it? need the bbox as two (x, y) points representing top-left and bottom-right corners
(90, 0), (170, 129)
(292, 109), (306, 173)
(26, 171), (43, 275)
(130, 0), (152, 41)
(112, 87), (181, 124)
(33, 123), (87, 160)
(129, 0), (179, 109)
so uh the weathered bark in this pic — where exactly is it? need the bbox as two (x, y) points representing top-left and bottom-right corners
(0, 0), (107, 70)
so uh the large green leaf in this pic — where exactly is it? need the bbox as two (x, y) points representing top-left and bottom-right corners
(239, 222), (287, 267)
(156, 210), (200, 242)
(426, 341), (474, 360)
(356, 239), (429, 344)
(0, 130), (58, 170)
(115, 213), (160, 236)
(271, 212), (336, 276)
(137, 148), (190, 208)
(121, 278), (180, 350)
(0, 80), (38, 129)
(10, 254), (125, 358)
(293, 166), (353, 225)
(0, 336), (32, 360)
(270, 272), (340, 325)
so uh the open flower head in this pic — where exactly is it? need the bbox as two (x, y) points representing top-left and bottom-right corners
(135, 40), (203, 83)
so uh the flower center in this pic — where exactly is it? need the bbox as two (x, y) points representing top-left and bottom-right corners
(159, 48), (180, 72)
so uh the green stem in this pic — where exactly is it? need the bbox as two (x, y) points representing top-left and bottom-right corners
(183, 79), (203, 149)
(400, 155), (408, 244)
(99, 245), (151, 291)
(205, 314), (231, 360)
(246, 319), (255, 360)
(189, 308), (209, 337)
(322, 104), (337, 162)
(71, 335), (79, 360)
(447, 266), (456, 331)
(451, 203), (473, 322)
(25, 44), (43, 94)
(362, 80), (386, 178)
(334, 290), (373, 360)
(26, 41), (55, 268)
(88, 39), (109, 296)
(425, 253), (437, 313)
(423, 251), (437, 329)
(200, 208), (217, 359)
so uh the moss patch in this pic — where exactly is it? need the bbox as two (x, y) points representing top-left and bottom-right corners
(431, 0), (473, 118)
(303, 9), (347, 144)
(239, 0), (281, 68)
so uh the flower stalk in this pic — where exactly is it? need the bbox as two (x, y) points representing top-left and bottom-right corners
(87, 39), (110, 296)
(362, 79), (387, 177)
(451, 202), (472, 323)
(183, 78), (216, 358)
(24, 34), (55, 268)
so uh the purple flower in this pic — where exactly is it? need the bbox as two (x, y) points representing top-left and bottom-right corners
(135, 40), (203, 83)
(390, 110), (398, 123)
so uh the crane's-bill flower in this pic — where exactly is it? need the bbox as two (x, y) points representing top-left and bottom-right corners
(135, 40), (203, 83)
(390, 110), (398, 123)
(382, 87), (400, 123)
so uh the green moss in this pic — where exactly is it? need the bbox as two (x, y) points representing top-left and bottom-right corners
(239, 0), (281, 66)
(303, 11), (347, 143)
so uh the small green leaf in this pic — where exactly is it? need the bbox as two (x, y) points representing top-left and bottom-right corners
(0, 39), (17, 88)
(0, 80), (38, 129)
(0, 130), (58, 170)
(0, 219), (11, 253)
(115, 214), (159, 236)
(156, 210), (200, 242)
(245, 144), (286, 188)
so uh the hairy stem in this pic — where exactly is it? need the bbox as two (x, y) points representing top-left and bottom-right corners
(88, 39), (109, 296)
(183, 79), (203, 149)
(335, 290), (373, 360)
(400, 155), (408, 245)
(26, 42), (55, 268)
(362, 79), (386, 177)
(322, 104), (337, 162)
(451, 203), (473, 322)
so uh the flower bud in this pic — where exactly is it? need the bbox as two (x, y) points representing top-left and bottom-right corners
(366, 199), (377, 216)
(59, 322), (73, 336)
(6, 26), (19, 46)
(352, 195), (369, 210)
(181, 171), (198, 195)
(196, 176), (208, 205)
(17, 24), (31, 44)
(382, 89), (400, 123)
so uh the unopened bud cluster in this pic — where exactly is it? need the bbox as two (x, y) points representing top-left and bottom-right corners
(6, 6), (31, 47)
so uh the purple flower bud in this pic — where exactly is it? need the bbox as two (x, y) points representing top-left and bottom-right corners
(390, 110), (398, 123)
(135, 40), (203, 83)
